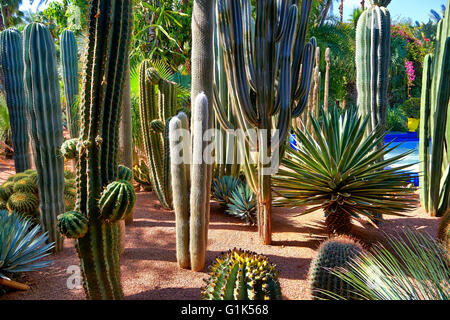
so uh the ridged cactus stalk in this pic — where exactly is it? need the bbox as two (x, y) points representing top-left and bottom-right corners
(23, 23), (65, 252)
(419, 0), (450, 217)
(438, 210), (449, 251)
(169, 93), (210, 272)
(202, 249), (282, 300)
(308, 236), (364, 300)
(0, 28), (32, 173)
(60, 29), (79, 138)
(216, 0), (316, 244)
(356, 0), (391, 136)
(139, 60), (176, 210)
(63, 0), (133, 299)
(324, 47), (331, 112)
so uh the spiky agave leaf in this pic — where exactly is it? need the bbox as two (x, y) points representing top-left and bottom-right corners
(0, 210), (54, 277)
(212, 175), (241, 204)
(226, 183), (257, 226)
(322, 229), (450, 300)
(273, 106), (417, 235)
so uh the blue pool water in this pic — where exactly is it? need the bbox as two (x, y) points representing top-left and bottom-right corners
(290, 131), (421, 186)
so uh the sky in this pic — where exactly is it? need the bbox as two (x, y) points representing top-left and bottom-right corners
(19, 0), (448, 24)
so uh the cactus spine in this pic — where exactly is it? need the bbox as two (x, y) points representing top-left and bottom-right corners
(138, 61), (175, 210)
(60, 29), (79, 138)
(23, 23), (65, 252)
(216, 0), (316, 244)
(419, 0), (450, 217)
(0, 28), (32, 173)
(356, 0), (391, 136)
(170, 93), (209, 271)
(71, 0), (133, 299)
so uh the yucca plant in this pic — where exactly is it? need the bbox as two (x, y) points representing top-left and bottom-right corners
(273, 106), (416, 235)
(226, 183), (257, 226)
(321, 229), (450, 300)
(0, 210), (54, 280)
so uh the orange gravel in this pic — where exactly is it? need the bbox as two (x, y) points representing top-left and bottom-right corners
(0, 157), (441, 300)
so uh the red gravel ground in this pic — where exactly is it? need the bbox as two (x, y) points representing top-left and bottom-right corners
(0, 157), (441, 300)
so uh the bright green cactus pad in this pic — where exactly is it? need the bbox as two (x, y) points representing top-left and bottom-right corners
(202, 248), (282, 300)
(118, 165), (133, 182)
(57, 211), (89, 239)
(99, 180), (136, 223)
(7, 192), (39, 215)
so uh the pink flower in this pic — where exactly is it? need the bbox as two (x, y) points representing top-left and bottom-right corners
(405, 61), (416, 84)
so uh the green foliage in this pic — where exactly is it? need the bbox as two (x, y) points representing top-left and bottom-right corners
(323, 230), (450, 300)
(308, 236), (364, 300)
(273, 107), (416, 235)
(202, 249), (282, 300)
(212, 176), (241, 204)
(226, 184), (257, 226)
(0, 210), (53, 278)
(386, 107), (408, 132)
(399, 97), (421, 118)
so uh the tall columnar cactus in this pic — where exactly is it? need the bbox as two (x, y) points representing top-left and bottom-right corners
(216, 0), (316, 244)
(139, 60), (176, 210)
(0, 28), (31, 173)
(308, 236), (364, 300)
(23, 23), (65, 252)
(63, 0), (133, 299)
(60, 29), (79, 138)
(324, 47), (330, 112)
(169, 93), (209, 272)
(438, 210), (449, 251)
(419, 0), (450, 217)
(356, 0), (391, 136)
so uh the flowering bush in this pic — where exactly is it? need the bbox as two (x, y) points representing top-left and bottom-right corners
(405, 61), (416, 84)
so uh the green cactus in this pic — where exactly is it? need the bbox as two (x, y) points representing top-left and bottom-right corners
(0, 184), (13, 201)
(61, 138), (79, 160)
(212, 176), (241, 204)
(68, 0), (133, 300)
(216, 0), (316, 244)
(0, 28), (32, 173)
(118, 165), (133, 182)
(169, 94), (210, 271)
(138, 60), (176, 210)
(202, 248), (282, 300)
(308, 236), (364, 300)
(226, 183), (257, 226)
(23, 22), (65, 252)
(419, 0), (450, 217)
(13, 178), (36, 194)
(7, 192), (39, 216)
(98, 180), (136, 223)
(438, 210), (450, 251)
(60, 29), (79, 138)
(356, 0), (391, 136)
(57, 211), (88, 239)
(0, 200), (6, 210)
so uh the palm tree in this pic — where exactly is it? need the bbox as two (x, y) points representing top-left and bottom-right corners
(0, 0), (47, 30)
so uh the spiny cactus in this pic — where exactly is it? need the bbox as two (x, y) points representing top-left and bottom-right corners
(212, 176), (241, 204)
(67, 0), (133, 300)
(308, 236), (364, 300)
(61, 138), (79, 160)
(169, 93), (209, 271)
(0, 28), (32, 173)
(23, 22), (65, 252)
(57, 211), (88, 239)
(202, 248), (282, 300)
(13, 178), (36, 194)
(138, 60), (176, 210)
(7, 192), (39, 216)
(60, 29), (79, 138)
(98, 180), (136, 223)
(356, 0), (391, 136)
(419, 0), (450, 217)
(118, 165), (133, 182)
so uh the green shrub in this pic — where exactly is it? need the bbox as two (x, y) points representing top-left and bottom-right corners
(399, 97), (421, 118)
(386, 107), (408, 132)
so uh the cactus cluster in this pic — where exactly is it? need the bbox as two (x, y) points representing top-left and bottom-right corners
(419, 0), (450, 217)
(60, 29), (80, 138)
(0, 28), (32, 173)
(66, 0), (133, 300)
(202, 248), (282, 300)
(308, 236), (364, 300)
(356, 0), (391, 136)
(138, 60), (177, 210)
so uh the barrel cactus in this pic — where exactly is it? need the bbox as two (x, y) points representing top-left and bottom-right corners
(57, 211), (88, 239)
(61, 138), (79, 160)
(118, 165), (133, 182)
(356, 0), (391, 136)
(98, 180), (136, 223)
(0, 28), (32, 173)
(23, 22), (66, 252)
(308, 236), (364, 300)
(60, 29), (79, 138)
(66, 0), (133, 300)
(7, 192), (39, 216)
(202, 248), (282, 300)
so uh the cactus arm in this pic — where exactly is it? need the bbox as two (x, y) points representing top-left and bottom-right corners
(324, 47), (330, 112)
(242, 0), (256, 91)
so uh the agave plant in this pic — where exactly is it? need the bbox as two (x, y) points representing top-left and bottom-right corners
(226, 184), (257, 226)
(322, 229), (450, 300)
(0, 210), (54, 279)
(273, 106), (416, 235)
(212, 176), (241, 204)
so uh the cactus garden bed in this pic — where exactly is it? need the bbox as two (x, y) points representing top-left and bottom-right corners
(0, 158), (441, 300)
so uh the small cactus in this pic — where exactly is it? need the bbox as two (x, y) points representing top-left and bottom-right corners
(118, 165), (133, 182)
(7, 192), (39, 216)
(98, 180), (136, 223)
(57, 211), (88, 239)
(308, 236), (364, 300)
(202, 248), (282, 300)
